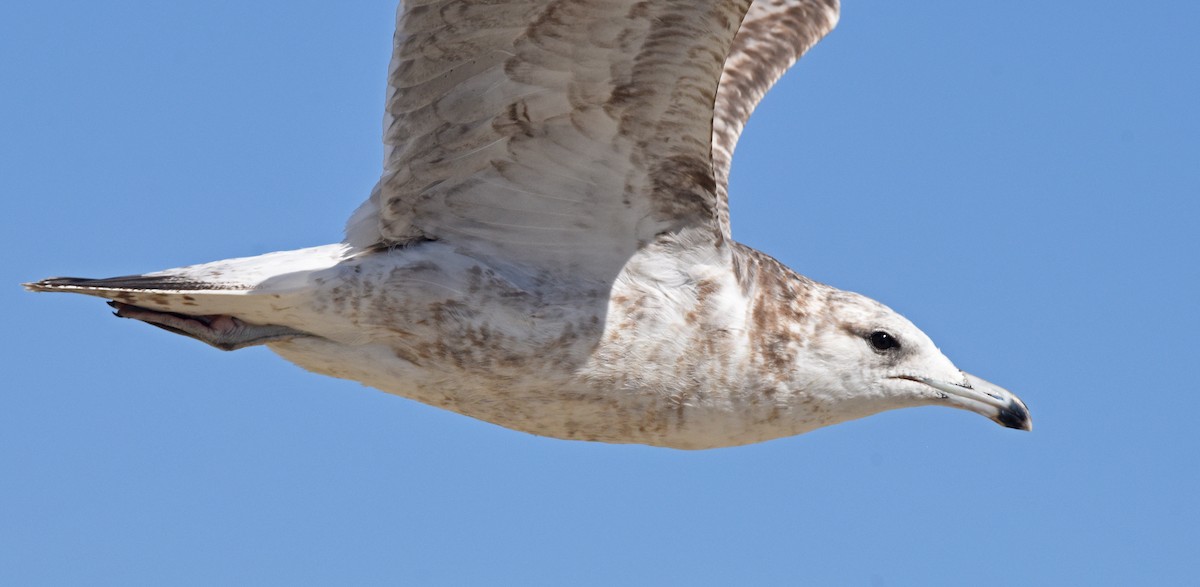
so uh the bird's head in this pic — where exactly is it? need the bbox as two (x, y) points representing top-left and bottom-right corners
(803, 289), (1031, 431)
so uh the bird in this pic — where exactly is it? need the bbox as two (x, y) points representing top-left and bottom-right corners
(25, 0), (1030, 449)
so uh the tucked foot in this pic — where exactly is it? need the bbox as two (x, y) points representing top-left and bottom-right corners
(108, 301), (310, 351)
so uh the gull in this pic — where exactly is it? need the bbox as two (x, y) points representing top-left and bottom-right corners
(26, 0), (1031, 449)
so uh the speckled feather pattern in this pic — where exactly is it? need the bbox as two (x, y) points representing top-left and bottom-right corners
(28, 0), (1032, 448)
(347, 0), (758, 275)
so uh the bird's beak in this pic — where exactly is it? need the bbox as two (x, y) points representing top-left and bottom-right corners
(906, 372), (1032, 431)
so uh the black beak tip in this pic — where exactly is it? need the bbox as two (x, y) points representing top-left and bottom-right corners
(996, 399), (1032, 432)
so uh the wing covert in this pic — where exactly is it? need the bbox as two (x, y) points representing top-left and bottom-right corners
(346, 0), (751, 279)
(345, 0), (839, 276)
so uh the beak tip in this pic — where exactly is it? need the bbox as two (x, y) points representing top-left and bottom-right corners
(995, 399), (1032, 432)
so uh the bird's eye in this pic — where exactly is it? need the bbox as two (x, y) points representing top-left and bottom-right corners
(868, 331), (900, 352)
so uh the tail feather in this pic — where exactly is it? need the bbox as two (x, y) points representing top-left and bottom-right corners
(25, 244), (351, 322)
(25, 274), (250, 293)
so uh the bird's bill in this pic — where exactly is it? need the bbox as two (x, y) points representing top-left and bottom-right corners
(903, 372), (1032, 431)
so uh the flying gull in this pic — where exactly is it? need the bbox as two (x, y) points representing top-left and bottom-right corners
(27, 0), (1031, 449)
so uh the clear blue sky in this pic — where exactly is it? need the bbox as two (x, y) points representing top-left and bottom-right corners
(3, 1), (1197, 585)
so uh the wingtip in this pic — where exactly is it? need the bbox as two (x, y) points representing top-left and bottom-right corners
(24, 279), (58, 292)
(23, 277), (93, 293)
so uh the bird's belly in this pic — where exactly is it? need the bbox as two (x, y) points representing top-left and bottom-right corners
(259, 243), (804, 449)
(267, 334), (801, 450)
(266, 336), (618, 441)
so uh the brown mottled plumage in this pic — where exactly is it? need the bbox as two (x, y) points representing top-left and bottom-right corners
(27, 0), (1030, 448)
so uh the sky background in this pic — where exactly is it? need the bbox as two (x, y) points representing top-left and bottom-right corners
(2, 1), (1198, 585)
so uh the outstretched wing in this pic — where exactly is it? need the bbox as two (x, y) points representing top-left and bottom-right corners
(711, 0), (839, 234)
(347, 0), (838, 278)
(347, 0), (752, 278)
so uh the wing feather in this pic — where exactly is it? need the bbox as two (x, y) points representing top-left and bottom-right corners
(346, 0), (838, 277)
(712, 0), (840, 233)
(345, 0), (750, 279)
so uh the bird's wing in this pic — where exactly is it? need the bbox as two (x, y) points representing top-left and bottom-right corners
(346, 0), (838, 278)
(711, 0), (839, 234)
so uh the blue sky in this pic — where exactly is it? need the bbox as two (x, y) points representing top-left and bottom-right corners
(3, 1), (1197, 585)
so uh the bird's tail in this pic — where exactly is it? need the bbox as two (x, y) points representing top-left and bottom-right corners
(24, 244), (350, 324)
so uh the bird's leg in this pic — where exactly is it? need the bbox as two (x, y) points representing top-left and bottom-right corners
(108, 301), (310, 351)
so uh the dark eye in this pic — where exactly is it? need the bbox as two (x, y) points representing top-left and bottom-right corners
(869, 331), (900, 352)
